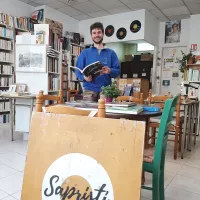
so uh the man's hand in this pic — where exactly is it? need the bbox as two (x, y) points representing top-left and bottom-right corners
(84, 75), (92, 82)
(102, 66), (111, 74)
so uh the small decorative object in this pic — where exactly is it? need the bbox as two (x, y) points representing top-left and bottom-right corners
(105, 25), (114, 37)
(9, 85), (17, 93)
(9, 83), (28, 96)
(116, 28), (127, 40)
(101, 81), (121, 102)
(130, 20), (141, 33)
(195, 55), (200, 64)
(177, 50), (194, 80)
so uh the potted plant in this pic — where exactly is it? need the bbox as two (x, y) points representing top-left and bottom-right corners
(101, 81), (121, 102)
(177, 50), (194, 80)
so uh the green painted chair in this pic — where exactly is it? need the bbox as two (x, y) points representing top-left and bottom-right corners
(142, 95), (179, 200)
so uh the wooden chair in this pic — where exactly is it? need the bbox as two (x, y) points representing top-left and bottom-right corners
(116, 93), (144, 104)
(147, 90), (182, 160)
(142, 95), (179, 200)
(35, 90), (63, 112)
(36, 94), (106, 118)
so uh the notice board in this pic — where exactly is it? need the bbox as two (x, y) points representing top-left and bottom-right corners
(21, 112), (145, 200)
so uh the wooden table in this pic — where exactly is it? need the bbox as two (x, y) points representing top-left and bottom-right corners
(1, 94), (36, 141)
(65, 102), (162, 145)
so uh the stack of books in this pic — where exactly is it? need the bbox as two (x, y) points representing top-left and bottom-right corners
(105, 102), (143, 115)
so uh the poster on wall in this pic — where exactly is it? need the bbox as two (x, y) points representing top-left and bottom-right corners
(172, 71), (179, 81)
(45, 18), (63, 37)
(161, 46), (187, 95)
(165, 20), (181, 43)
(16, 45), (46, 73)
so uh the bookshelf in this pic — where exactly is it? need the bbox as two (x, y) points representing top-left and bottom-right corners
(0, 23), (14, 124)
(67, 42), (84, 101)
(183, 64), (200, 98)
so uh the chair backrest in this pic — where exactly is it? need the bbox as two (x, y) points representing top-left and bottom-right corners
(35, 90), (63, 112)
(116, 93), (144, 104)
(153, 95), (179, 167)
(41, 99), (106, 118)
(148, 89), (172, 108)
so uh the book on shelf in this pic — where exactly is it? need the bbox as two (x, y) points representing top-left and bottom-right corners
(123, 84), (133, 96)
(36, 30), (45, 44)
(0, 39), (13, 50)
(0, 27), (13, 39)
(0, 12), (14, 27)
(106, 105), (143, 115)
(0, 77), (13, 87)
(70, 61), (104, 79)
(0, 114), (9, 124)
(105, 102), (136, 107)
(47, 57), (59, 73)
(0, 65), (13, 75)
(49, 29), (61, 52)
(14, 17), (38, 32)
(0, 52), (13, 62)
(48, 75), (60, 91)
(0, 101), (9, 112)
(70, 44), (83, 56)
(187, 68), (200, 82)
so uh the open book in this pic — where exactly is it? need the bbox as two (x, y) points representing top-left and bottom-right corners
(70, 61), (104, 79)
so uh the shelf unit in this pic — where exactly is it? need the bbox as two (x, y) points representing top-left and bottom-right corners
(0, 23), (14, 124)
(182, 64), (200, 98)
(67, 42), (85, 101)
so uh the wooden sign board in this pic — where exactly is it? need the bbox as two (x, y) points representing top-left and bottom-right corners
(22, 112), (145, 200)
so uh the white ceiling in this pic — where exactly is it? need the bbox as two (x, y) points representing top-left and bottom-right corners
(19, 0), (200, 21)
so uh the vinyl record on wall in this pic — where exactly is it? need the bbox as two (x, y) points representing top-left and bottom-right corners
(130, 20), (141, 33)
(116, 27), (127, 40)
(105, 25), (114, 37)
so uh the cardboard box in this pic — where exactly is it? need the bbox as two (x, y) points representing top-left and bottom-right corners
(141, 53), (153, 61)
(125, 54), (133, 61)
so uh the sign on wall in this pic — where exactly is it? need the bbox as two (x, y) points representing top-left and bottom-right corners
(21, 112), (145, 200)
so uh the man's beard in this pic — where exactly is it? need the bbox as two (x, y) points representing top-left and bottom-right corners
(93, 37), (103, 44)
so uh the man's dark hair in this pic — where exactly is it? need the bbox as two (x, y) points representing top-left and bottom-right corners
(90, 22), (104, 34)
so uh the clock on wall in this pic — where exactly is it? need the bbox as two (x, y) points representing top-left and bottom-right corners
(116, 27), (127, 40)
(130, 20), (141, 33)
(105, 25), (114, 37)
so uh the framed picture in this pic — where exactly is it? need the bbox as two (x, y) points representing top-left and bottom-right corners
(165, 20), (181, 44)
(16, 45), (46, 73)
(9, 85), (17, 93)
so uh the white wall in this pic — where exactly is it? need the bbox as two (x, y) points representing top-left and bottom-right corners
(33, 5), (79, 33)
(79, 10), (146, 45)
(0, 0), (33, 17)
(144, 11), (159, 46)
(189, 14), (200, 51)
(159, 18), (190, 48)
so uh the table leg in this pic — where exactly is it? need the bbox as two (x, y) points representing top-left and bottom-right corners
(194, 103), (199, 145)
(9, 98), (14, 141)
(187, 104), (192, 151)
(196, 102), (200, 137)
(189, 104), (195, 151)
(181, 105), (188, 159)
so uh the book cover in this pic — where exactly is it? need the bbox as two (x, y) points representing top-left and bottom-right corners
(106, 106), (143, 115)
(70, 61), (104, 79)
(105, 102), (136, 107)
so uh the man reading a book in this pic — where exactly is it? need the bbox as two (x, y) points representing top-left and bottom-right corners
(75, 22), (120, 102)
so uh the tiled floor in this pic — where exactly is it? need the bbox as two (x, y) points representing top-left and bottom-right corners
(0, 127), (200, 199)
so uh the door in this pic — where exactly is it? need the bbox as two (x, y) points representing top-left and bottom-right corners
(160, 46), (187, 95)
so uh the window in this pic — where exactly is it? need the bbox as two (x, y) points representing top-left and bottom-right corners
(137, 43), (154, 52)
